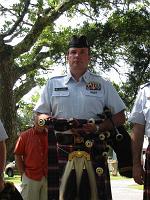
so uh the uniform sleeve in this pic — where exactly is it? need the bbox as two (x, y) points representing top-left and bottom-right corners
(0, 120), (8, 141)
(34, 80), (52, 114)
(128, 88), (145, 125)
(104, 81), (126, 114)
(14, 134), (25, 155)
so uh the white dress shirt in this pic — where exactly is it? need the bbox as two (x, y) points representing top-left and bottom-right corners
(129, 82), (150, 136)
(34, 70), (126, 120)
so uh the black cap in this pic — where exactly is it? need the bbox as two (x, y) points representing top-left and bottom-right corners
(68, 35), (89, 48)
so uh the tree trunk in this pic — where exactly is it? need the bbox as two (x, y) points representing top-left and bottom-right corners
(0, 43), (17, 160)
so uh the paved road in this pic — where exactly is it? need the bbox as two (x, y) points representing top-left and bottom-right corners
(111, 179), (143, 200)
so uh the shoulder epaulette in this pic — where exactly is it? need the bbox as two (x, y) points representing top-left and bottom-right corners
(140, 81), (150, 89)
(89, 72), (100, 77)
(50, 74), (67, 80)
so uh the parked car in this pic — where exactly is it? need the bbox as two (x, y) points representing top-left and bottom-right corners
(5, 161), (18, 177)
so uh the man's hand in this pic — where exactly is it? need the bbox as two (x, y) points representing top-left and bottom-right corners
(133, 164), (144, 185)
(82, 122), (97, 134)
(70, 120), (97, 135)
(131, 123), (145, 185)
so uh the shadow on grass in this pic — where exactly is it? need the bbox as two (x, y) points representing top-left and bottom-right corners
(128, 184), (143, 190)
(5, 174), (143, 191)
(111, 174), (143, 191)
(110, 174), (131, 180)
(4, 175), (21, 184)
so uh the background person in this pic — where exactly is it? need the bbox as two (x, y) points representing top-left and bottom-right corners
(129, 82), (150, 200)
(0, 119), (8, 192)
(34, 35), (126, 200)
(14, 115), (48, 200)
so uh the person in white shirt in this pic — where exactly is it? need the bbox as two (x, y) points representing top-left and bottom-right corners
(34, 35), (126, 200)
(129, 82), (150, 200)
(0, 120), (8, 192)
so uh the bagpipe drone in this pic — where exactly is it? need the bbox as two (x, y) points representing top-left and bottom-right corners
(38, 107), (133, 178)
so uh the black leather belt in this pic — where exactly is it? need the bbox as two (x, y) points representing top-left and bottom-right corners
(56, 133), (84, 145)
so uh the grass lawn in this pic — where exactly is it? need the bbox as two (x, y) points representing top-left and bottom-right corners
(128, 184), (143, 190)
(110, 174), (143, 190)
(4, 175), (21, 184)
(110, 174), (129, 180)
(4, 174), (143, 191)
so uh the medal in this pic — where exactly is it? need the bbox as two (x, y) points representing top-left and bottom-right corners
(86, 82), (101, 90)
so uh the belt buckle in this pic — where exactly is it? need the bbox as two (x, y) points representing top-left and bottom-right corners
(68, 151), (91, 161)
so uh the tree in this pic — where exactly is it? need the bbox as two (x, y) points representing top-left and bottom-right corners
(0, 0), (149, 158)
(0, 0), (92, 156)
(104, 7), (150, 110)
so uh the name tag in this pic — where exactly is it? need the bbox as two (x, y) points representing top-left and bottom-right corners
(90, 91), (98, 94)
(54, 87), (68, 91)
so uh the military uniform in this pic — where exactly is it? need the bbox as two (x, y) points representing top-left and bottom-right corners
(0, 119), (8, 141)
(35, 71), (125, 118)
(129, 82), (150, 200)
(0, 122), (22, 199)
(129, 82), (150, 136)
(35, 70), (126, 200)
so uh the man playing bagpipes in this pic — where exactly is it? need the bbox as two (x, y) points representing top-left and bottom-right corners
(34, 35), (131, 200)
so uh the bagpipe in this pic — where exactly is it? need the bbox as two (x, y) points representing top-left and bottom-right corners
(38, 107), (133, 178)
(0, 181), (23, 200)
(99, 107), (133, 178)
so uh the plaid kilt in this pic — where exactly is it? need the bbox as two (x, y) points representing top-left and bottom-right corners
(57, 141), (112, 200)
(48, 129), (112, 200)
(144, 144), (150, 200)
(48, 129), (59, 200)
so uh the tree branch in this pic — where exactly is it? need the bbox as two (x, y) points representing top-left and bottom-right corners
(14, 76), (36, 103)
(14, 51), (51, 81)
(1, 0), (31, 38)
(13, 0), (85, 58)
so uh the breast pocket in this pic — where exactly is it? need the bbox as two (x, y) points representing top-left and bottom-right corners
(51, 91), (70, 116)
(145, 99), (150, 108)
(52, 91), (70, 97)
(144, 97), (150, 121)
(84, 90), (103, 97)
(83, 90), (104, 115)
